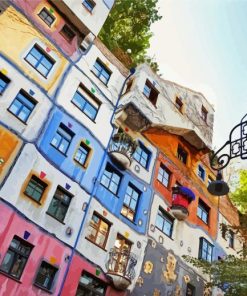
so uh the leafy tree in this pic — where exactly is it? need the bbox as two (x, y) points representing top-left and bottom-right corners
(99, 0), (162, 71)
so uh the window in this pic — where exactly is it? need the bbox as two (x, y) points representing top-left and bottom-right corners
(100, 163), (121, 195)
(121, 184), (140, 221)
(0, 72), (10, 94)
(24, 175), (47, 203)
(175, 97), (183, 112)
(0, 236), (33, 279)
(71, 85), (100, 121)
(177, 145), (188, 164)
(60, 24), (76, 42)
(34, 261), (58, 291)
(208, 176), (213, 187)
(82, 0), (95, 12)
(50, 123), (74, 155)
(76, 272), (106, 296)
(25, 44), (55, 78)
(221, 223), (227, 239)
(198, 164), (205, 181)
(143, 79), (159, 106)
(197, 199), (210, 224)
(186, 284), (195, 296)
(46, 186), (73, 222)
(201, 106), (208, 122)
(199, 237), (213, 262)
(157, 163), (170, 187)
(86, 212), (111, 248)
(74, 142), (91, 167)
(229, 230), (234, 249)
(92, 59), (111, 85)
(155, 207), (174, 238)
(38, 7), (55, 27)
(133, 143), (150, 169)
(8, 90), (37, 123)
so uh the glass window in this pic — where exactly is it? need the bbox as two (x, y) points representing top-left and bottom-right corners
(86, 212), (110, 248)
(229, 230), (234, 248)
(177, 145), (188, 164)
(143, 79), (159, 106)
(71, 86), (100, 121)
(25, 44), (55, 78)
(8, 90), (37, 123)
(198, 165), (205, 181)
(76, 272), (106, 296)
(157, 164), (170, 187)
(121, 184), (140, 221)
(199, 237), (213, 262)
(201, 106), (208, 122)
(100, 163), (121, 195)
(74, 142), (91, 167)
(0, 236), (33, 279)
(92, 59), (111, 85)
(50, 123), (74, 155)
(60, 24), (76, 42)
(155, 207), (174, 238)
(24, 175), (47, 203)
(82, 0), (95, 12)
(34, 261), (58, 291)
(175, 97), (183, 112)
(133, 143), (150, 169)
(197, 199), (210, 224)
(186, 284), (195, 296)
(38, 7), (55, 27)
(0, 72), (10, 94)
(47, 186), (72, 222)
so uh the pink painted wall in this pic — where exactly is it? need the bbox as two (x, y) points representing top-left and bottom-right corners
(0, 201), (71, 296)
(11, 0), (81, 58)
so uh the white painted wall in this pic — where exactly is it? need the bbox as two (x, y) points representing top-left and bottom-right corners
(0, 143), (90, 246)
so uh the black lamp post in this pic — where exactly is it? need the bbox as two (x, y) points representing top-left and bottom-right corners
(208, 113), (247, 196)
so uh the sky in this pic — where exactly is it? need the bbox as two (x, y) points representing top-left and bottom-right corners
(148, 0), (247, 168)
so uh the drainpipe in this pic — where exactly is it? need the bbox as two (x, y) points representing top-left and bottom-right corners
(58, 68), (136, 295)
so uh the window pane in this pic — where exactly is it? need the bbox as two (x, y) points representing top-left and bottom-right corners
(0, 250), (15, 273)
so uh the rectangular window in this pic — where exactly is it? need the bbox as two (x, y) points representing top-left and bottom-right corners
(60, 24), (76, 42)
(133, 143), (150, 169)
(155, 207), (174, 238)
(8, 90), (37, 123)
(0, 72), (10, 94)
(175, 97), (183, 112)
(100, 163), (121, 195)
(34, 261), (58, 291)
(82, 0), (95, 12)
(25, 44), (55, 78)
(74, 142), (91, 167)
(221, 224), (227, 239)
(199, 237), (213, 262)
(46, 186), (73, 222)
(0, 236), (33, 279)
(86, 212), (111, 248)
(76, 272), (106, 296)
(197, 199), (210, 224)
(71, 85), (100, 121)
(92, 59), (111, 85)
(38, 7), (55, 27)
(198, 164), (205, 181)
(24, 175), (47, 203)
(157, 163), (170, 187)
(186, 284), (195, 296)
(121, 184), (140, 221)
(229, 230), (234, 248)
(50, 123), (74, 155)
(143, 79), (159, 106)
(177, 145), (188, 164)
(201, 106), (208, 122)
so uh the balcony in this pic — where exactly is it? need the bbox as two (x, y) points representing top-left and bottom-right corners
(108, 132), (137, 169)
(106, 248), (137, 290)
(171, 186), (195, 220)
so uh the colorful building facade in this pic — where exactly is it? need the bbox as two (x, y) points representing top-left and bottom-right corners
(0, 1), (243, 296)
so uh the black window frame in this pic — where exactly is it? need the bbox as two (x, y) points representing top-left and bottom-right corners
(24, 175), (48, 203)
(229, 230), (234, 249)
(60, 24), (76, 43)
(177, 145), (188, 164)
(201, 105), (208, 122)
(186, 283), (195, 296)
(121, 183), (141, 222)
(143, 79), (159, 106)
(38, 7), (56, 27)
(76, 271), (106, 296)
(198, 237), (213, 262)
(34, 261), (58, 292)
(100, 163), (122, 195)
(133, 142), (151, 169)
(92, 59), (111, 85)
(82, 0), (96, 12)
(50, 123), (74, 156)
(0, 71), (10, 95)
(197, 199), (210, 224)
(175, 96), (183, 112)
(155, 207), (174, 238)
(157, 163), (171, 188)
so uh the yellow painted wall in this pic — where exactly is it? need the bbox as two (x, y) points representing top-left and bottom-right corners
(0, 6), (68, 92)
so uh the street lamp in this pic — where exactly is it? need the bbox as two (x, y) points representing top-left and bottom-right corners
(208, 113), (247, 196)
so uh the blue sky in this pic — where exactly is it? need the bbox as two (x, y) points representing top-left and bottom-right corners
(148, 0), (247, 168)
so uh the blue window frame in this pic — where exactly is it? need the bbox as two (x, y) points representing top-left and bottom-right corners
(157, 163), (170, 187)
(92, 59), (111, 85)
(25, 44), (55, 78)
(199, 237), (213, 262)
(121, 184), (140, 221)
(50, 123), (74, 155)
(71, 86), (100, 121)
(8, 90), (37, 123)
(74, 142), (91, 166)
(100, 163), (121, 195)
(198, 164), (205, 181)
(197, 199), (210, 224)
(155, 207), (174, 238)
(82, 0), (95, 12)
(0, 72), (10, 94)
(133, 142), (151, 169)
